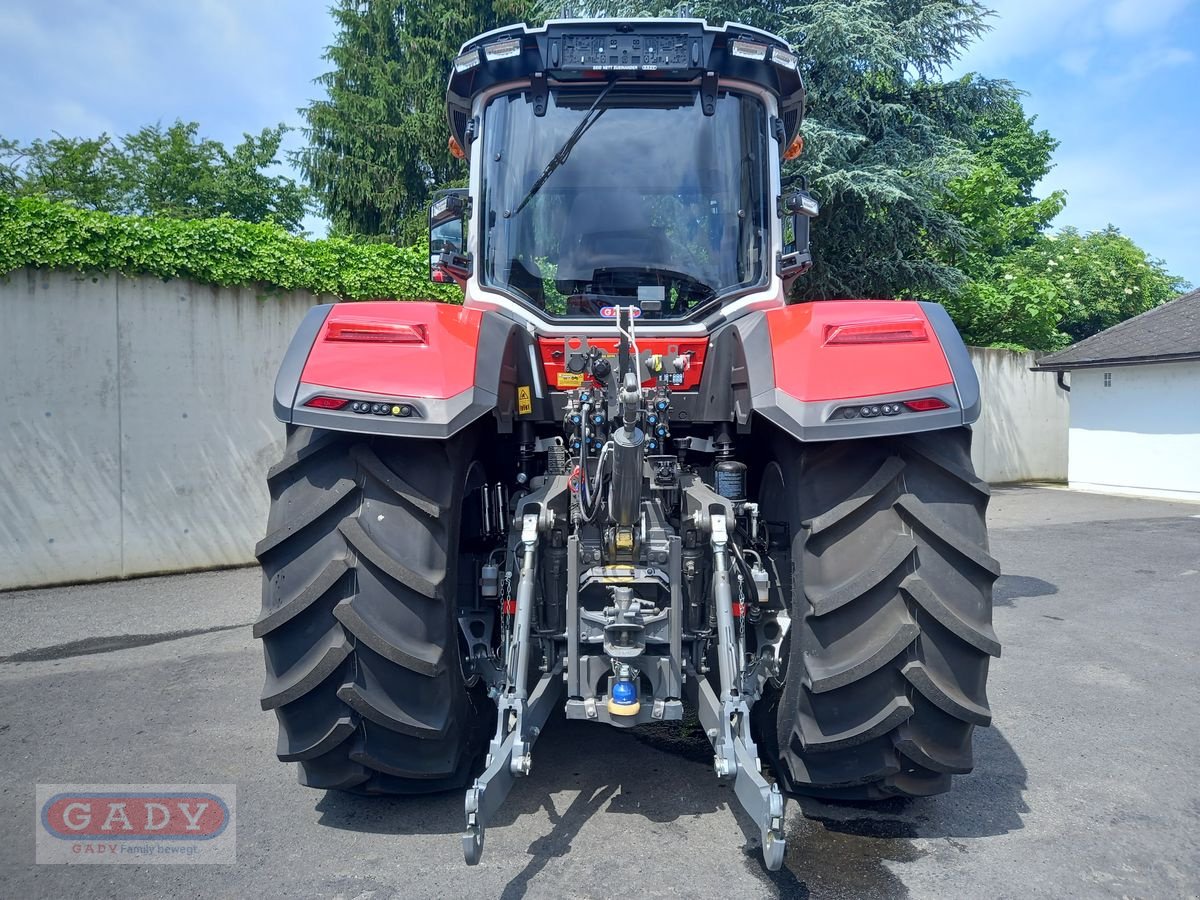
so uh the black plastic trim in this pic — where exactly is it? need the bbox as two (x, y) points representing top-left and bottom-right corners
(291, 383), (495, 440)
(752, 386), (964, 442)
(448, 18), (805, 149)
(474, 310), (525, 433)
(732, 312), (774, 427)
(273, 304), (334, 423)
(919, 301), (981, 424)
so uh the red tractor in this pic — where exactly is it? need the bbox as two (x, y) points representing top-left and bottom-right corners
(255, 17), (999, 870)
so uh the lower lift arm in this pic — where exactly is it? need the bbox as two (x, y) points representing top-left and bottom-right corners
(463, 511), (564, 865)
(688, 508), (787, 871)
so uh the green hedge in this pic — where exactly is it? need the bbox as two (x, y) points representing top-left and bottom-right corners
(0, 194), (461, 301)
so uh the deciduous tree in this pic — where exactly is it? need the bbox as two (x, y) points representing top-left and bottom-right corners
(0, 122), (308, 232)
(955, 227), (1188, 350)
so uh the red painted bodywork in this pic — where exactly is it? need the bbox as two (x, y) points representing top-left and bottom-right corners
(301, 302), (482, 399)
(765, 301), (954, 401)
(537, 337), (709, 391)
(297, 299), (954, 407)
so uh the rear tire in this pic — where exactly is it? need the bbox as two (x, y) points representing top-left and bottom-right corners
(756, 427), (1000, 800)
(254, 425), (489, 794)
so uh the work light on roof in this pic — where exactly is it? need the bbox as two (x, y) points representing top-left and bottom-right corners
(454, 49), (481, 73)
(729, 39), (768, 61)
(484, 37), (522, 61)
(771, 47), (798, 70)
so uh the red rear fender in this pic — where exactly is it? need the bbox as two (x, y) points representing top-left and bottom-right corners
(766, 301), (952, 401)
(302, 302), (481, 399)
(734, 300), (979, 441)
(273, 302), (525, 439)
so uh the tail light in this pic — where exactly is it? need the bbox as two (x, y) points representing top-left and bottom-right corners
(904, 397), (950, 412)
(325, 320), (427, 344)
(824, 319), (928, 345)
(304, 396), (349, 410)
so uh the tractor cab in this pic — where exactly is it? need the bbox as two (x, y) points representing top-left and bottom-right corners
(432, 18), (817, 324)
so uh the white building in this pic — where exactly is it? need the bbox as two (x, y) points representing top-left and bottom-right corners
(1034, 289), (1200, 501)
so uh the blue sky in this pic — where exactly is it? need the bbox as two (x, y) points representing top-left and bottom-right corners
(950, 0), (1200, 288)
(2, 0), (1197, 286)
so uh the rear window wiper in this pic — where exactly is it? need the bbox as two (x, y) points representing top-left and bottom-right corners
(513, 80), (619, 215)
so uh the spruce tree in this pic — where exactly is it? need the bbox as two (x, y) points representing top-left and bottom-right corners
(299, 0), (534, 242)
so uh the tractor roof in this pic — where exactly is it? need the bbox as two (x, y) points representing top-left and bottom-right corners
(446, 18), (805, 150)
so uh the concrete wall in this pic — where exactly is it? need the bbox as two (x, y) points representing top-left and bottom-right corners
(0, 270), (1071, 589)
(968, 347), (1070, 484)
(1067, 361), (1200, 501)
(0, 269), (321, 589)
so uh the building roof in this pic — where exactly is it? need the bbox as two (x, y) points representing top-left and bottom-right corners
(1034, 288), (1200, 371)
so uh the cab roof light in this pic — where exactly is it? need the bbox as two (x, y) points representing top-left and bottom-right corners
(904, 397), (950, 412)
(824, 318), (929, 345)
(304, 395), (349, 410)
(484, 37), (522, 61)
(729, 39), (769, 61)
(771, 47), (799, 70)
(325, 321), (427, 344)
(453, 49), (481, 73)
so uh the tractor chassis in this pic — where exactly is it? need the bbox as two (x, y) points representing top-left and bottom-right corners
(461, 477), (788, 870)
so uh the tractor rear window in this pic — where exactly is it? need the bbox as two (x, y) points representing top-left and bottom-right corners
(479, 85), (770, 320)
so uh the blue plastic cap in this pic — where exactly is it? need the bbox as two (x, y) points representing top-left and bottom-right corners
(611, 680), (638, 705)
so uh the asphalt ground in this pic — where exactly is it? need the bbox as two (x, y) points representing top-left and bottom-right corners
(1, 485), (1198, 899)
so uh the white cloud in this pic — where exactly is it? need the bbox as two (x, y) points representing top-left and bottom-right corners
(1099, 45), (1197, 89)
(0, 0), (329, 146)
(46, 101), (115, 138)
(1044, 141), (1200, 283)
(954, 0), (1100, 72)
(953, 0), (1196, 74)
(1058, 47), (1096, 76)
(1103, 0), (1194, 36)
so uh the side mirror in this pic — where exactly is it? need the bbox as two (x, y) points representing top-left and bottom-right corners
(429, 189), (471, 285)
(779, 189), (819, 285)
